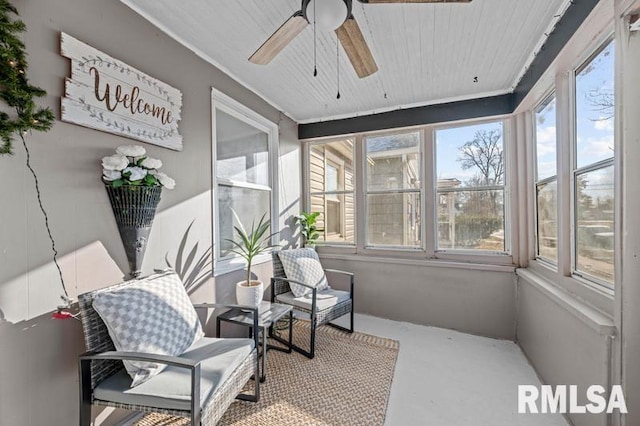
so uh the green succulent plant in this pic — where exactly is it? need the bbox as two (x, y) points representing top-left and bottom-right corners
(226, 210), (277, 286)
(295, 211), (320, 247)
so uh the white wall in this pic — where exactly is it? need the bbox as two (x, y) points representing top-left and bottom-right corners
(516, 270), (615, 426)
(320, 255), (517, 340)
(0, 0), (300, 424)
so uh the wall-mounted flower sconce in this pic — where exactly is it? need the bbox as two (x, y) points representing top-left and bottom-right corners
(102, 145), (175, 278)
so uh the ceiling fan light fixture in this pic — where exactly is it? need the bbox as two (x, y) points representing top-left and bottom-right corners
(306, 0), (349, 31)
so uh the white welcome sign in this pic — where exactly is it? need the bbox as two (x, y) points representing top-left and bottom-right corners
(61, 33), (183, 150)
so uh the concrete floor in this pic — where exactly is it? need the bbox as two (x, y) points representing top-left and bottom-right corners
(336, 314), (569, 426)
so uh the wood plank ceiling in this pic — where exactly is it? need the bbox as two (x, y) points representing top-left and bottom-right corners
(120, 0), (569, 123)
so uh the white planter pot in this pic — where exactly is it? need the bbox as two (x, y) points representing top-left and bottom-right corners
(236, 280), (264, 306)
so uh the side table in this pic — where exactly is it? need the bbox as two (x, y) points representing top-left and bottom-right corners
(216, 301), (293, 382)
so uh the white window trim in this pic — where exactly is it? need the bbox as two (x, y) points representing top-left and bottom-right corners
(570, 37), (616, 290)
(516, 1), (616, 314)
(432, 117), (512, 257)
(211, 88), (279, 277)
(305, 136), (357, 246)
(363, 129), (424, 251)
(533, 90), (559, 267)
(303, 116), (514, 266)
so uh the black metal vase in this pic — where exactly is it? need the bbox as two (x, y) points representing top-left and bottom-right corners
(105, 185), (162, 278)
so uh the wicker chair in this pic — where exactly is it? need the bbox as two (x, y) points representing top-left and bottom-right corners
(271, 250), (354, 359)
(77, 274), (259, 426)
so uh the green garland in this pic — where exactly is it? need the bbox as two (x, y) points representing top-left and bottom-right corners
(0, 0), (54, 155)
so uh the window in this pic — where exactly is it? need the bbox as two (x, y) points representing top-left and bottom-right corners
(534, 94), (558, 264)
(308, 139), (355, 244)
(364, 132), (422, 248)
(573, 40), (615, 286)
(435, 122), (506, 252)
(212, 90), (277, 271)
(303, 120), (510, 259)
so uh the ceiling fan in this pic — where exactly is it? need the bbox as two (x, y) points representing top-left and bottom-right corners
(248, 0), (472, 79)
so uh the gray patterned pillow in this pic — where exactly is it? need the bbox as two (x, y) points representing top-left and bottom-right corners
(278, 248), (329, 297)
(92, 270), (204, 387)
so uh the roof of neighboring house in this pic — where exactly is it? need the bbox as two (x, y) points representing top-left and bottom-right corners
(367, 133), (419, 153)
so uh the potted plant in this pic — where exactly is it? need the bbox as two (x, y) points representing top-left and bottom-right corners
(295, 211), (320, 248)
(226, 210), (275, 306)
(226, 209), (275, 306)
(102, 145), (175, 277)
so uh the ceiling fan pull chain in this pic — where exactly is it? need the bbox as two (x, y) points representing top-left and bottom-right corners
(313, 0), (318, 77)
(336, 36), (341, 99)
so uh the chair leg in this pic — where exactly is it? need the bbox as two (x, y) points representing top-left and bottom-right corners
(236, 350), (260, 402)
(270, 312), (317, 359)
(327, 309), (355, 334)
(350, 308), (354, 333)
(327, 322), (353, 333)
(254, 351), (260, 401)
(309, 317), (316, 359)
(78, 359), (92, 426)
(79, 401), (91, 426)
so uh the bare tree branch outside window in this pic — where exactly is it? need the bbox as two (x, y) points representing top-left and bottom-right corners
(457, 129), (504, 186)
(586, 87), (614, 121)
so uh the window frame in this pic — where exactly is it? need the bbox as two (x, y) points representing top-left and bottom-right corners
(363, 129), (425, 251)
(324, 153), (345, 238)
(305, 136), (357, 246)
(302, 116), (514, 265)
(524, 28), (616, 307)
(533, 91), (559, 267)
(570, 37), (616, 290)
(433, 119), (510, 256)
(211, 88), (279, 276)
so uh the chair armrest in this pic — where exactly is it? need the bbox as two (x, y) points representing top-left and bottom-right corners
(78, 350), (202, 422)
(79, 350), (198, 369)
(324, 269), (354, 277)
(271, 276), (316, 289)
(324, 269), (355, 296)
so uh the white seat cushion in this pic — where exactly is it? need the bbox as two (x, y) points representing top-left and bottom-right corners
(277, 248), (329, 297)
(94, 337), (254, 411)
(92, 271), (204, 387)
(276, 288), (350, 312)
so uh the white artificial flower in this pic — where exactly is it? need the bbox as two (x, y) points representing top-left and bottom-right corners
(123, 166), (147, 181)
(103, 170), (122, 181)
(101, 154), (129, 171)
(116, 145), (146, 157)
(141, 157), (163, 170)
(153, 171), (176, 189)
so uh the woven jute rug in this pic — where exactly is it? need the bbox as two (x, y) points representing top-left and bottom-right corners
(135, 321), (399, 426)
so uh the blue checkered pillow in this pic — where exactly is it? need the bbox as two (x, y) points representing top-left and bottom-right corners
(92, 271), (204, 387)
(278, 248), (329, 297)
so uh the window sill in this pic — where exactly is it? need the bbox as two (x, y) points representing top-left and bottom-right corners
(317, 252), (516, 273)
(434, 250), (513, 266)
(316, 245), (515, 269)
(213, 253), (272, 277)
(516, 267), (615, 335)
(522, 260), (615, 317)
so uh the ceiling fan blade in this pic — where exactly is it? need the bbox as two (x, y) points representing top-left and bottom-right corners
(336, 16), (378, 79)
(249, 12), (308, 65)
(357, 0), (472, 3)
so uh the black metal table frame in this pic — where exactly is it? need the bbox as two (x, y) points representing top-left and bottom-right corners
(216, 305), (293, 382)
